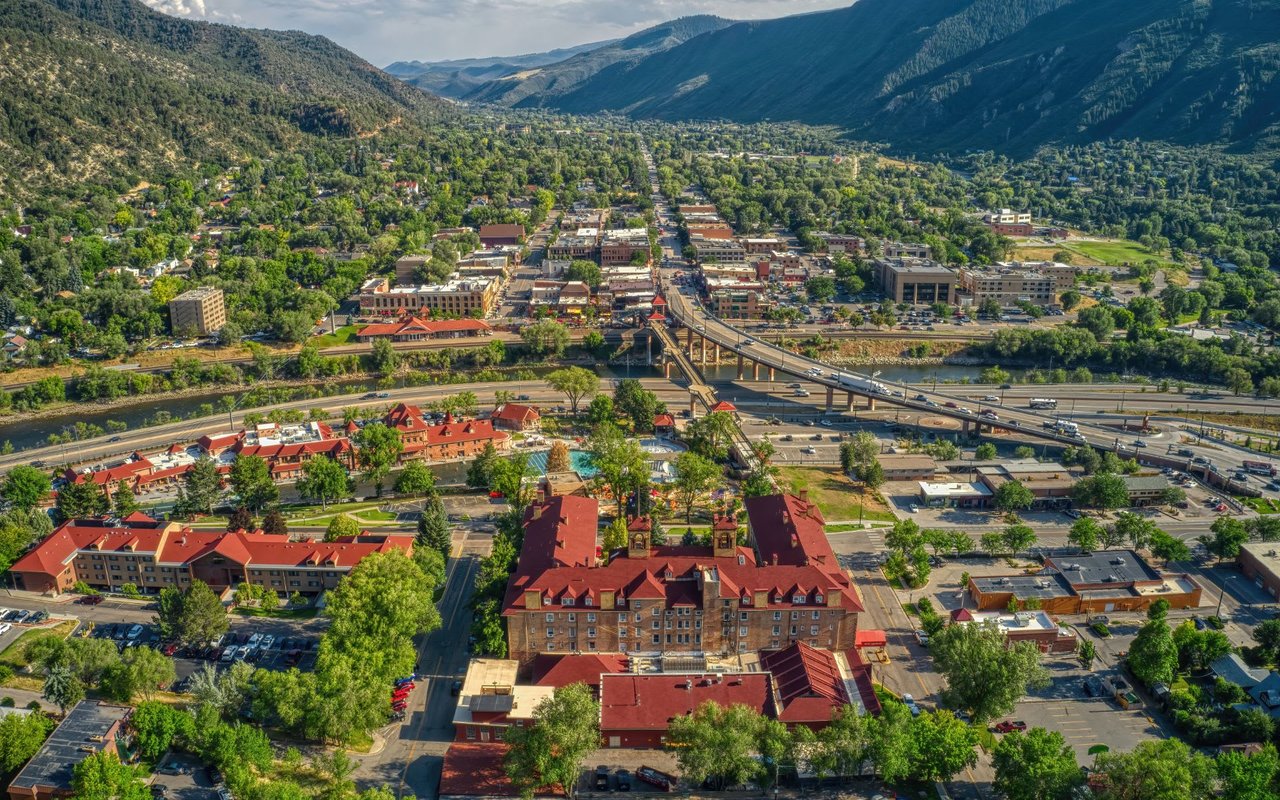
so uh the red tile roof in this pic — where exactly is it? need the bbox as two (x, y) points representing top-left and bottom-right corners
(600, 673), (774, 731)
(652, 296), (666, 306)
(710, 400), (736, 413)
(760, 642), (848, 724)
(531, 654), (628, 689)
(517, 496), (599, 578)
(492, 404), (540, 425)
(358, 317), (491, 339)
(653, 414), (675, 427)
(745, 494), (838, 572)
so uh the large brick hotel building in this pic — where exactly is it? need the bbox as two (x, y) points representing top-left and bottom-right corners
(502, 492), (862, 663)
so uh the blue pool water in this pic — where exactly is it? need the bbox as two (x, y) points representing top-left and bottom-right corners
(527, 449), (599, 478)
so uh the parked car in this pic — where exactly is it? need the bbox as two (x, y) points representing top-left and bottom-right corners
(78, 595), (105, 605)
(0, 623), (11, 636)
(914, 630), (930, 646)
(636, 766), (677, 792)
(595, 766), (611, 791)
(126, 624), (144, 640)
(614, 770), (632, 791)
(901, 694), (921, 717)
(991, 720), (1028, 734)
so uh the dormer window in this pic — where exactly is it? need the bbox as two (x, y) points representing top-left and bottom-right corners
(815, 594), (824, 604)
(583, 596), (593, 607)
(562, 596), (574, 606)
(793, 594), (806, 604)
(664, 569), (673, 579)
(742, 594), (752, 606)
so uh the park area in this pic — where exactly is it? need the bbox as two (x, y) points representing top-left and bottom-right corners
(775, 466), (895, 522)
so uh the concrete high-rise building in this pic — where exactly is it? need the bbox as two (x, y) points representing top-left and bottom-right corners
(169, 286), (227, 335)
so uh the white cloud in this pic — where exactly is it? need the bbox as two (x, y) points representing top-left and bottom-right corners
(141, 0), (853, 62)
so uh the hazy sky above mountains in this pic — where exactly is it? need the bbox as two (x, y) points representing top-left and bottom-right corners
(141, 0), (852, 62)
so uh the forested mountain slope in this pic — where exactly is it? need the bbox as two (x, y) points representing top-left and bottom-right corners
(463, 15), (734, 107)
(385, 41), (615, 98)
(0, 0), (445, 198)
(517, 0), (1280, 155)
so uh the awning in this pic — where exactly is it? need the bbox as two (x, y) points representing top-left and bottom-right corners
(854, 629), (887, 648)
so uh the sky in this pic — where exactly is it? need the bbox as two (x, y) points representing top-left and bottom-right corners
(140, 0), (853, 64)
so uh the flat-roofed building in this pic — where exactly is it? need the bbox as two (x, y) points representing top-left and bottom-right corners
(478, 224), (525, 247)
(709, 287), (768, 319)
(547, 232), (599, 262)
(358, 277), (499, 317)
(949, 609), (1078, 653)
(958, 267), (1059, 306)
(1238, 542), (1280, 601)
(917, 481), (992, 509)
(600, 228), (651, 266)
(450, 658), (554, 743)
(877, 454), (937, 481)
(743, 237), (785, 254)
(816, 233), (866, 255)
(882, 242), (932, 260)
(169, 286), (226, 335)
(876, 258), (956, 305)
(693, 238), (746, 266)
(1122, 474), (1171, 506)
(976, 460), (1082, 508)
(983, 209), (1032, 226)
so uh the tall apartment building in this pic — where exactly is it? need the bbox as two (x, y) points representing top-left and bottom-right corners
(599, 229), (651, 266)
(709, 287), (768, 319)
(9, 513), (413, 597)
(169, 287), (227, 335)
(958, 262), (1077, 306)
(502, 493), (862, 664)
(882, 242), (932, 260)
(875, 258), (957, 305)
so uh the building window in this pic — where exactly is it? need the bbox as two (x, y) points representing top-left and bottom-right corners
(772, 626), (780, 636)
(547, 629), (555, 638)
(562, 597), (574, 606)
(739, 627), (748, 637)
(583, 597), (593, 607)
(810, 626), (819, 636)
(587, 628), (596, 638)
(812, 611), (821, 620)
(587, 614), (596, 623)
(815, 594), (824, 604)
(793, 594), (805, 604)
(652, 635), (660, 645)
(545, 613), (554, 622)
(773, 611), (781, 621)
(567, 613), (576, 622)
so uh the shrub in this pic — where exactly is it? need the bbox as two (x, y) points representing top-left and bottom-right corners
(0, 697), (13, 708)
(119, 583), (141, 599)
(72, 581), (98, 595)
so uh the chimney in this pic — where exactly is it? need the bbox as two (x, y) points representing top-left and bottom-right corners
(532, 505), (543, 521)
(798, 488), (808, 503)
(771, 553), (778, 566)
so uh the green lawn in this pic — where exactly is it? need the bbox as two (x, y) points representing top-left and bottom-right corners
(775, 466), (897, 522)
(313, 325), (357, 348)
(0, 620), (77, 669)
(1067, 239), (1175, 267)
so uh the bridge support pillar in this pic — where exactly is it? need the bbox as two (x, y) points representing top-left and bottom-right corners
(685, 326), (693, 355)
(962, 420), (971, 436)
(867, 396), (877, 411)
(768, 367), (775, 382)
(700, 336), (707, 366)
(846, 392), (855, 411)
(689, 393), (698, 418)
(737, 354), (745, 381)
(646, 331), (652, 366)
(663, 360), (672, 380)
(826, 386), (835, 412)
(714, 344), (721, 364)
(752, 361), (760, 381)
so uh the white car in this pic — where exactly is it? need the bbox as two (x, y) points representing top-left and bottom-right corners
(909, 504), (920, 513)
(126, 624), (143, 640)
(259, 635), (275, 651)
(248, 633), (263, 648)
(0, 623), (10, 635)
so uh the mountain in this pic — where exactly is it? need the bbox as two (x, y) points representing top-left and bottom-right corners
(0, 0), (444, 197)
(384, 41), (616, 99)
(506, 0), (1280, 155)
(462, 15), (735, 108)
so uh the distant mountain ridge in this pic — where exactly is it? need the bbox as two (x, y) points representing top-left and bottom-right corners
(0, 0), (444, 197)
(489, 0), (1280, 154)
(384, 40), (616, 97)
(460, 15), (735, 107)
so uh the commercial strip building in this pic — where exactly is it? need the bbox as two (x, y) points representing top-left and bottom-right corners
(501, 493), (862, 663)
(355, 317), (492, 342)
(8, 512), (413, 597)
(168, 286), (227, 335)
(949, 608), (1077, 653)
(357, 276), (500, 318)
(968, 550), (1202, 615)
(917, 481), (992, 509)
(1239, 542), (1280, 601)
(975, 460), (1081, 509)
(8, 701), (131, 800)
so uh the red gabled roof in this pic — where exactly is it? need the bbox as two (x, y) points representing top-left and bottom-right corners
(531, 654), (628, 689)
(492, 404), (540, 424)
(516, 496), (599, 578)
(600, 673), (774, 731)
(359, 317), (492, 339)
(710, 400), (736, 413)
(651, 295), (667, 306)
(653, 413), (675, 427)
(760, 642), (848, 724)
(745, 494), (836, 571)
(950, 607), (975, 622)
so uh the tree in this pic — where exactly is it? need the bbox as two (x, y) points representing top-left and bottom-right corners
(111, 484), (139, 517)
(370, 337), (400, 376)
(672, 452), (722, 523)
(992, 728), (1082, 800)
(668, 701), (770, 790)
(1072, 474), (1129, 509)
(2, 466), (50, 510)
(930, 621), (1049, 721)
(586, 395), (615, 426)
(56, 480), (107, 521)
(261, 509), (288, 536)
(867, 696), (913, 782)
(602, 517), (628, 553)
(174, 579), (228, 646)
(467, 442), (500, 489)
(1068, 517), (1103, 552)
(806, 276), (836, 302)
(0, 711), (54, 775)
(325, 513), (361, 541)
(1091, 739), (1214, 800)
(975, 442), (998, 460)
(102, 646), (175, 702)
(741, 467), (777, 497)
(1254, 618), (1280, 664)
(131, 701), (194, 761)
(994, 480), (1035, 513)
(545, 367), (598, 414)
(842, 432), (879, 474)
(582, 330), (607, 357)
(42, 664), (84, 714)
(71, 751), (149, 800)
(860, 460), (886, 490)
(614, 379), (664, 433)
(393, 460), (436, 498)
(297, 456), (350, 510)
(1171, 620), (1231, 673)
(489, 453), (537, 515)
(1216, 743), (1280, 800)
(227, 506), (254, 532)
(1112, 512), (1161, 551)
(1201, 517), (1249, 562)
(416, 495), (451, 559)
(1149, 530), (1190, 564)
(354, 423), (403, 495)
(178, 457), (222, 516)
(520, 320), (570, 359)
(565, 260), (602, 288)
(504, 684), (599, 799)
(1226, 366), (1255, 396)
(587, 424), (650, 518)
(684, 412), (736, 461)
(1001, 523), (1037, 555)
(907, 710), (978, 783)
(1129, 618), (1177, 687)
(1159, 485), (1187, 506)
(229, 455), (278, 513)
(546, 441), (571, 474)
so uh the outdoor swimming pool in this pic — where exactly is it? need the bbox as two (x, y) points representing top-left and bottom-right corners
(526, 449), (599, 478)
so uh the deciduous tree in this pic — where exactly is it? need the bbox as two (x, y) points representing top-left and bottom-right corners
(229, 455), (278, 513)
(504, 684), (599, 799)
(297, 456), (351, 510)
(1091, 739), (1214, 800)
(1129, 618), (1177, 687)
(672, 452), (722, 523)
(393, 460), (437, 498)
(2, 466), (50, 511)
(929, 621), (1049, 721)
(545, 366), (598, 413)
(355, 423), (404, 495)
(992, 728), (1082, 800)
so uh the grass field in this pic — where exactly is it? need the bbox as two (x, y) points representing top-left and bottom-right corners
(1013, 239), (1176, 268)
(313, 325), (357, 348)
(0, 620), (77, 670)
(775, 466), (896, 522)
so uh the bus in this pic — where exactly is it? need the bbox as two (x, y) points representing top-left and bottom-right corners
(1243, 460), (1277, 477)
(1029, 398), (1058, 409)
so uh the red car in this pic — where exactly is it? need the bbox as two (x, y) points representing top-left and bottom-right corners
(991, 720), (1028, 734)
(392, 689), (412, 702)
(77, 595), (105, 605)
